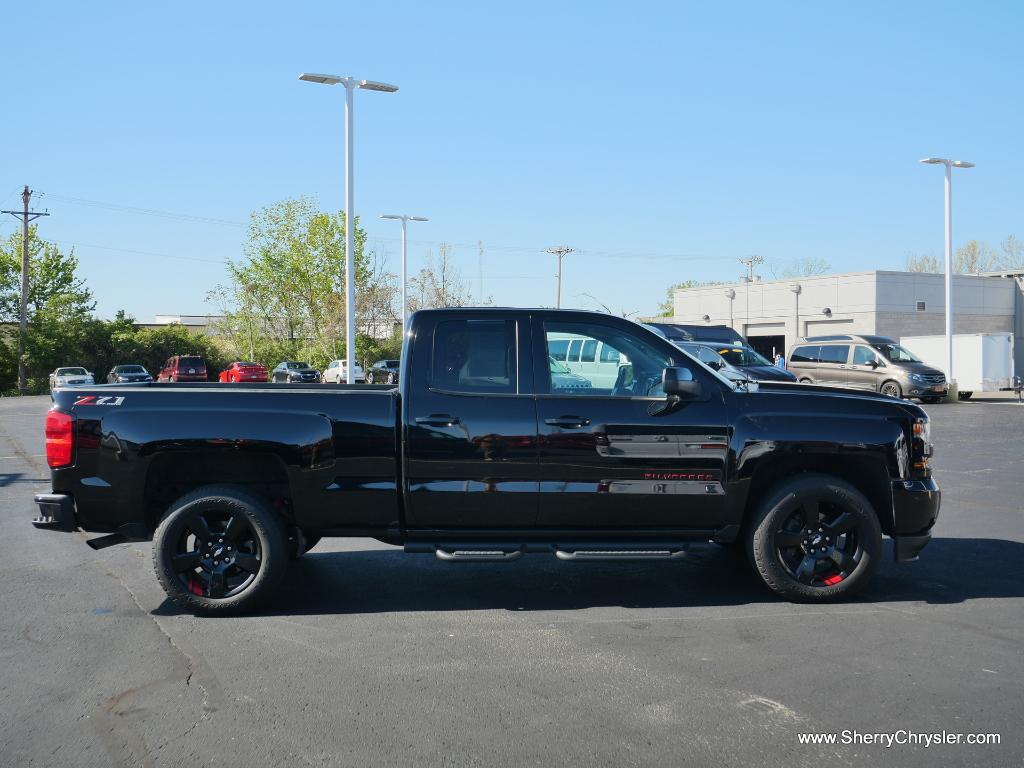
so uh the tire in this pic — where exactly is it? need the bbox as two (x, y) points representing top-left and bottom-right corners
(747, 473), (882, 602)
(879, 380), (902, 398)
(799, 377), (813, 385)
(153, 485), (289, 615)
(958, 391), (973, 401)
(920, 397), (942, 404)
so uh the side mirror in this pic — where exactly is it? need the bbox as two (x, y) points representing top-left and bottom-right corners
(709, 358), (725, 371)
(663, 367), (703, 399)
(868, 360), (880, 369)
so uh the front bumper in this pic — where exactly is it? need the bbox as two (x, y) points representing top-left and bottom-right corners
(906, 382), (947, 397)
(32, 493), (77, 532)
(890, 478), (940, 561)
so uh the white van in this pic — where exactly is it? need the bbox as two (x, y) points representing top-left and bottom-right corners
(547, 333), (627, 390)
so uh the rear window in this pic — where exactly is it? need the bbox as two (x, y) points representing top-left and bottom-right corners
(115, 365), (145, 373)
(178, 357), (205, 369)
(790, 346), (820, 363)
(548, 339), (569, 361)
(430, 318), (516, 394)
(580, 339), (597, 363)
(57, 368), (87, 376)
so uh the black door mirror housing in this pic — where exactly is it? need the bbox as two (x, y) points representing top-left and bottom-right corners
(663, 367), (703, 399)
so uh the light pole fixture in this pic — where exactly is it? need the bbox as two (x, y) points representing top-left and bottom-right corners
(702, 314), (711, 323)
(380, 214), (429, 326)
(920, 156), (975, 390)
(300, 73), (399, 382)
(724, 288), (736, 329)
(789, 282), (802, 343)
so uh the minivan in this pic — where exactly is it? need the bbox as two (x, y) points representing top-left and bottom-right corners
(786, 334), (947, 402)
(157, 355), (207, 383)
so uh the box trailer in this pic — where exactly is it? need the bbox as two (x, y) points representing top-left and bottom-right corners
(899, 332), (1014, 399)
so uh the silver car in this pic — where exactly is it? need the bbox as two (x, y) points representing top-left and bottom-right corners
(49, 367), (95, 390)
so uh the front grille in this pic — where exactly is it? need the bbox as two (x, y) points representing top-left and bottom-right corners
(918, 374), (945, 385)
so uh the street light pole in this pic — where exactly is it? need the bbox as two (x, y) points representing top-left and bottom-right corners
(920, 157), (974, 391)
(380, 214), (429, 325)
(300, 73), (399, 383)
(724, 288), (735, 328)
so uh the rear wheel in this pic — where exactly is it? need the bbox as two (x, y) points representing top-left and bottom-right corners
(747, 473), (882, 602)
(880, 380), (902, 398)
(798, 377), (813, 384)
(153, 485), (289, 615)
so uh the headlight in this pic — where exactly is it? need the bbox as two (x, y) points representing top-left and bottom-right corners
(909, 373), (925, 383)
(912, 417), (932, 473)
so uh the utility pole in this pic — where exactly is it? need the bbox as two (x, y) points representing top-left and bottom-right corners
(3, 186), (50, 393)
(477, 240), (484, 305)
(738, 255), (763, 328)
(545, 246), (576, 308)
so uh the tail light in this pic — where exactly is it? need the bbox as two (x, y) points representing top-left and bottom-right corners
(911, 417), (932, 475)
(45, 410), (74, 468)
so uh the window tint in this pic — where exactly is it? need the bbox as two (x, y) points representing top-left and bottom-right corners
(696, 347), (722, 366)
(548, 338), (569, 361)
(852, 346), (877, 366)
(790, 345), (820, 363)
(543, 321), (674, 397)
(567, 339), (582, 362)
(179, 357), (204, 368)
(818, 345), (850, 364)
(580, 339), (597, 363)
(430, 319), (516, 394)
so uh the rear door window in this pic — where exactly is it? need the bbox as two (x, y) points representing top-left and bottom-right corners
(430, 319), (517, 394)
(818, 345), (850, 364)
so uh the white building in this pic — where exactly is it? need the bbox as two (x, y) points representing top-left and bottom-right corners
(667, 270), (1024, 371)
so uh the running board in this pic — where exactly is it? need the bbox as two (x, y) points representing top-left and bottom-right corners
(555, 547), (688, 561)
(405, 541), (689, 562)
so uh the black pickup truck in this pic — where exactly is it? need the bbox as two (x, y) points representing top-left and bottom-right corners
(34, 308), (940, 614)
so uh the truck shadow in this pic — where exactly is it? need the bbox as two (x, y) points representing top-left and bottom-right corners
(245, 536), (1024, 616)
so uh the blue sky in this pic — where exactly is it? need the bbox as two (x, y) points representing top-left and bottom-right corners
(3, 1), (1021, 319)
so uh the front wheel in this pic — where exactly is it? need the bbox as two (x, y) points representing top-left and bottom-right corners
(153, 485), (289, 615)
(880, 380), (903, 398)
(747, 473), (882, 602)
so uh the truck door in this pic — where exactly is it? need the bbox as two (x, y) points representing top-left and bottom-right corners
(403, 312), (539, 529)
(532, 314), (730, 530)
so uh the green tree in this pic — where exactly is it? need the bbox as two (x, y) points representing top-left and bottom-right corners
(209, 197), (396, 371)
(0, 228), (95, 391)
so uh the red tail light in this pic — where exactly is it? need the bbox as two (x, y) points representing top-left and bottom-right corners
(45, 410), (74, 468)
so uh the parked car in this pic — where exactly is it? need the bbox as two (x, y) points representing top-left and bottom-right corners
(644, 322), (747, 345)
(366, 359), (400, 384)
(48, 367), (94, 390)
(680, 342), (797, 383)
(35, 307), (940, 615)
(106, 365), (153, 384)
(787, 334), (947, 403)
(219, 361), (269, 383)
(321, 359), (365, 384)
(157, 355), (207, 383)
(272, 361), (320, 383)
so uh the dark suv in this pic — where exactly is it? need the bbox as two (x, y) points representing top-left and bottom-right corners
(367, 359), (400, 384)
(157, 356), (207, 382)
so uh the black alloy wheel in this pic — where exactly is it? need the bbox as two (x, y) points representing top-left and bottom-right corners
(747, 473), (882, 601)
(153, 485), (288, 614)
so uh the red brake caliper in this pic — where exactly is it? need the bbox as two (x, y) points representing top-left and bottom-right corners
(823, 574), (844, 587)
(187, 576), (205, 595)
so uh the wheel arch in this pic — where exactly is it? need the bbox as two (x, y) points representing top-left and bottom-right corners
(740, 454), (894, 537)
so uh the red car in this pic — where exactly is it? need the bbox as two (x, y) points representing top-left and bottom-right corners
(218, 361), (269, 383)
(157, 355), (208, 382)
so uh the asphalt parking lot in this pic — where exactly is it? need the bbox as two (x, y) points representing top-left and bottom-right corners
(1, 395), (1021, 767)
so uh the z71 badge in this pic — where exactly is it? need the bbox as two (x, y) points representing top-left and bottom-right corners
(73, 395), (125, 406)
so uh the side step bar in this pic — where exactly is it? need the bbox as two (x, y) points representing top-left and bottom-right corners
(405, 541), (689, 562)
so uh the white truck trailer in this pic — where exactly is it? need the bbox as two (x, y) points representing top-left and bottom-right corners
(899, 332), (1015, 400)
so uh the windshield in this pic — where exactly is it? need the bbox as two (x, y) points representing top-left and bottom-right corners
(549, 356), (573, 375)
(718, 347), (772, 367)
(57, 368), (87, 376)
(115, 366), (145, 373)
(873, 343), (921, 363)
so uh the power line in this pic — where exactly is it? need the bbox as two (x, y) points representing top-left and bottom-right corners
(34, 192), (247, 227)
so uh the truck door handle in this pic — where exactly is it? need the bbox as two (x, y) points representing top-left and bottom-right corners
(415, 414), (461, 428)
(545, 416), (591, 429)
